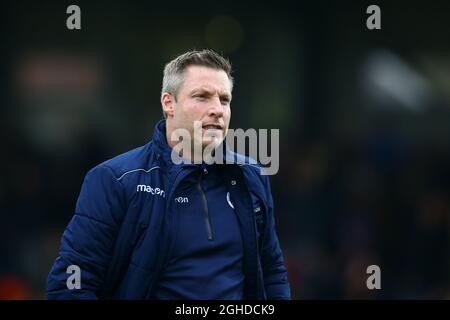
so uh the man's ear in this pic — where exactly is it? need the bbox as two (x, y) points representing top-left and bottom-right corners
(161, 92), (175, 118)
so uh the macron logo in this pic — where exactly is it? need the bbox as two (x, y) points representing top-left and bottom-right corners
(175, 196), (189, 204)
(136, 185), (165, 197)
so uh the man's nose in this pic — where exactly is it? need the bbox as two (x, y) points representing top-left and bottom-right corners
(207, 97), (224, 117)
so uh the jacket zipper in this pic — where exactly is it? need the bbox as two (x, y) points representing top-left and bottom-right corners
(197, 173), (213, 240)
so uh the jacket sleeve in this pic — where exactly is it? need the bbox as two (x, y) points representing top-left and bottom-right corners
(46, 165), (126, 299)
(260, 175), (291, 300)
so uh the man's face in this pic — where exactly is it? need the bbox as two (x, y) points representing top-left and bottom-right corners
(166, 65), (232, 150)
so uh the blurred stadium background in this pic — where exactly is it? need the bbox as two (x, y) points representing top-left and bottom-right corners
(1, 0), (450, 299)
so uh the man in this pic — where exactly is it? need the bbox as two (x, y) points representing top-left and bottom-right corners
(46, 49), (291, 300)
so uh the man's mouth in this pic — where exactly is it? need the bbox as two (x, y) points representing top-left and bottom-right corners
(202, 124), (223, 130)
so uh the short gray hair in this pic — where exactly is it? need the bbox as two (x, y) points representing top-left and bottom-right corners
(161, 49), (233, 118)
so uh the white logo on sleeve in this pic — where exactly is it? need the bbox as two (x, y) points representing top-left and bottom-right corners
(175, 196), (189, 203)
(136, 185), (165, 197)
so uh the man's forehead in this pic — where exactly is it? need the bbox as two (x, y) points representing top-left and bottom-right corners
(184, 64), (227, 77)
(183, 66), (231, 88)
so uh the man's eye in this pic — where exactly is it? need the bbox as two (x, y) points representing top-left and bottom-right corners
(194, 95), (206, 100)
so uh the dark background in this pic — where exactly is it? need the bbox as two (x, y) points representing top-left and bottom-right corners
(1, 0), (450, 299)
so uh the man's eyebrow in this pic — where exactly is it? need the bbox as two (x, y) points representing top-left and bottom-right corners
(220, 92), (232, 100)
(190, 88), (232, 99)
(190, 88), (213, 95)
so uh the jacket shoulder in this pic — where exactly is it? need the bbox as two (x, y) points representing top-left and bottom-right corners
(91, 141), (156, 179)
(235, 154), (269, 185)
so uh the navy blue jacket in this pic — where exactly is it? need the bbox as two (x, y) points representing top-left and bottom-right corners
(46, 120), (291, 300)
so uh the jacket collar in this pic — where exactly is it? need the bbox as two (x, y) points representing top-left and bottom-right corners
(152, 119), (176, 166)
(151, 119), (254, 171)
